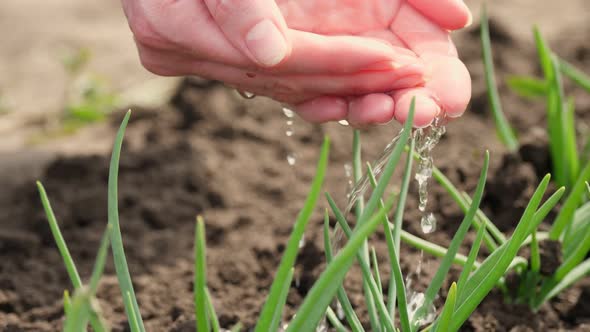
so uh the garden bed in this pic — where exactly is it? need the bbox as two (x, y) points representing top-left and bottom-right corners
(1, 10), (590, 332)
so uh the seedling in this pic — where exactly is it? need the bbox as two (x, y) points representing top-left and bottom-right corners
(477, 3), (590, 312)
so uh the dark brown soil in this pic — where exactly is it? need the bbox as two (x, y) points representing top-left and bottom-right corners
(1, 10), (590, 332)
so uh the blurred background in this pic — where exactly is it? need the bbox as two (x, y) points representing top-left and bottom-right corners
(1, 0), (590, 330)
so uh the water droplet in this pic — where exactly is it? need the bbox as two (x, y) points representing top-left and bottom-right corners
(421, 213), (437, 234)
(338, 119), (350, 126)
(316, 318), (328, 332)
(282, 107), (295, 118)
(407, 291), (437, 327)
(336, 301), (345, 319)
(344, 163), (353, 188)
(298, 236), (305, 249)
(287, 154), (297, 166)
(286, 129), (294, 137)
(237, 90), (256, 99)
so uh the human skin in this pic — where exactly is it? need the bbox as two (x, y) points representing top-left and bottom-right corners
(121, 0), (472, 128)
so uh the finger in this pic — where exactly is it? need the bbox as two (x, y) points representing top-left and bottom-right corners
(203, 0), (291, 67)
(136, 43), (425, 102)
(293, 97), (349, 123)
(391, 88), (440, 128)
(138, 0), (427, 75)
(407, 0), (472, 30)
(280, 31), (425, 75)
(391, 3), (457, 56)
(347, 94), (395, 127)
(422, 54), (471, 118)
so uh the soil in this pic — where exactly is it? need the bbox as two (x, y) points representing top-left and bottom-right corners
(1, 4), (590, 332)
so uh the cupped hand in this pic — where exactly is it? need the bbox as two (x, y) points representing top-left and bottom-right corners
(121, 0), (472, 128)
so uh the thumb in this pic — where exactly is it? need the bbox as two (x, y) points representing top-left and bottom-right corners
(204, 0), (291, 67)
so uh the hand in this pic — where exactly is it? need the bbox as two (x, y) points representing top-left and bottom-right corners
(121, 0), (471, 128)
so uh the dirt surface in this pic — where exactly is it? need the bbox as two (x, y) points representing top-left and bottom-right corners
(1, 2), (590, 332)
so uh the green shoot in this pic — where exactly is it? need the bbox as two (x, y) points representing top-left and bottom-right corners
(286, 195), (397, 332)
(480, 4), (519, 151)
(506, 76), (547, 98)
(559, 58), (590, 94)
(37, 182), (82, 288)
(195, 216), (211, 332)
(107, 110), (146, 332)
(451, 176), (560, 330)
(37, 181), (107, 332)
(255, 137), (330, 332)
(323, 210), (364, 332)
(352, 129), (380, 332)
(269, 268), (294, 332)
(457, 222), (486, 292)
(551, 160), (590, 239)
(413, 151), (489, 329)
(433, 282), (457, 332)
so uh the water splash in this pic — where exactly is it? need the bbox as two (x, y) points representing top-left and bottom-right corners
(336, 301), (345, 319)
(287, 154), (297, 166)
(420, 213), (437, 234)
(414, 117), (446, 234)
(344, 163), (353, 189)
(237, 90), (256, 99)
(407, 291), (437, 327)
(298, 236), (306, 249)
(344, 130), (406, 214)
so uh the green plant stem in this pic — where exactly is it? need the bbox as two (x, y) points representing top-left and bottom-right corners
(481, 4), (519, 151)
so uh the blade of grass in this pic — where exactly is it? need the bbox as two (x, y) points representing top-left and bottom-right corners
(389, 137), (415, 318)
(534, 28), (570, 187)
(323, 210), (364, 332)
(413, 151), (489, 329)
(423, 163), (504, 250)
(195, 216), (210, 332)
(506, 75), (547, 98)
(269, 268), (294, 332)
(393, 139), (415, 255)
(89, 226), (111, 294)
(325, 193), (396, 331)
(64, 288), (91, 332)
(457, 222), (486, 292)
(451, 177), (562, 330)
(37, 181), (82, 288)
(206, 289), (220, 332)
(481, 4), (519, 151)
(352, 129), (380, 332)
(107, 110), (146, 332)
(126, 291), (141, 332)
(559, 58), (590, 94)
(37, 181), (107, 332)
(551, 159), (590, 240)
(366, 154), (414, 323)
(287, 195), (396, 332)
(326, 307), (348, 332)
(357, 99), (415, 226)
(530, 231), (541, 274)
(433, 282), (457, 332)
(370, 247), (383, 299)
(255, 137), (330, 332)
(63, 290), (71, 316)
(534, 258), (590, 309)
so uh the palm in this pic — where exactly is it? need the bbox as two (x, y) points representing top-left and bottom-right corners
(277, 0), (397, 35)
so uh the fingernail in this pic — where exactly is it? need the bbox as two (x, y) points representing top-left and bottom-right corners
(246, 19), (288, 67)
(360, 61), (400, 72)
